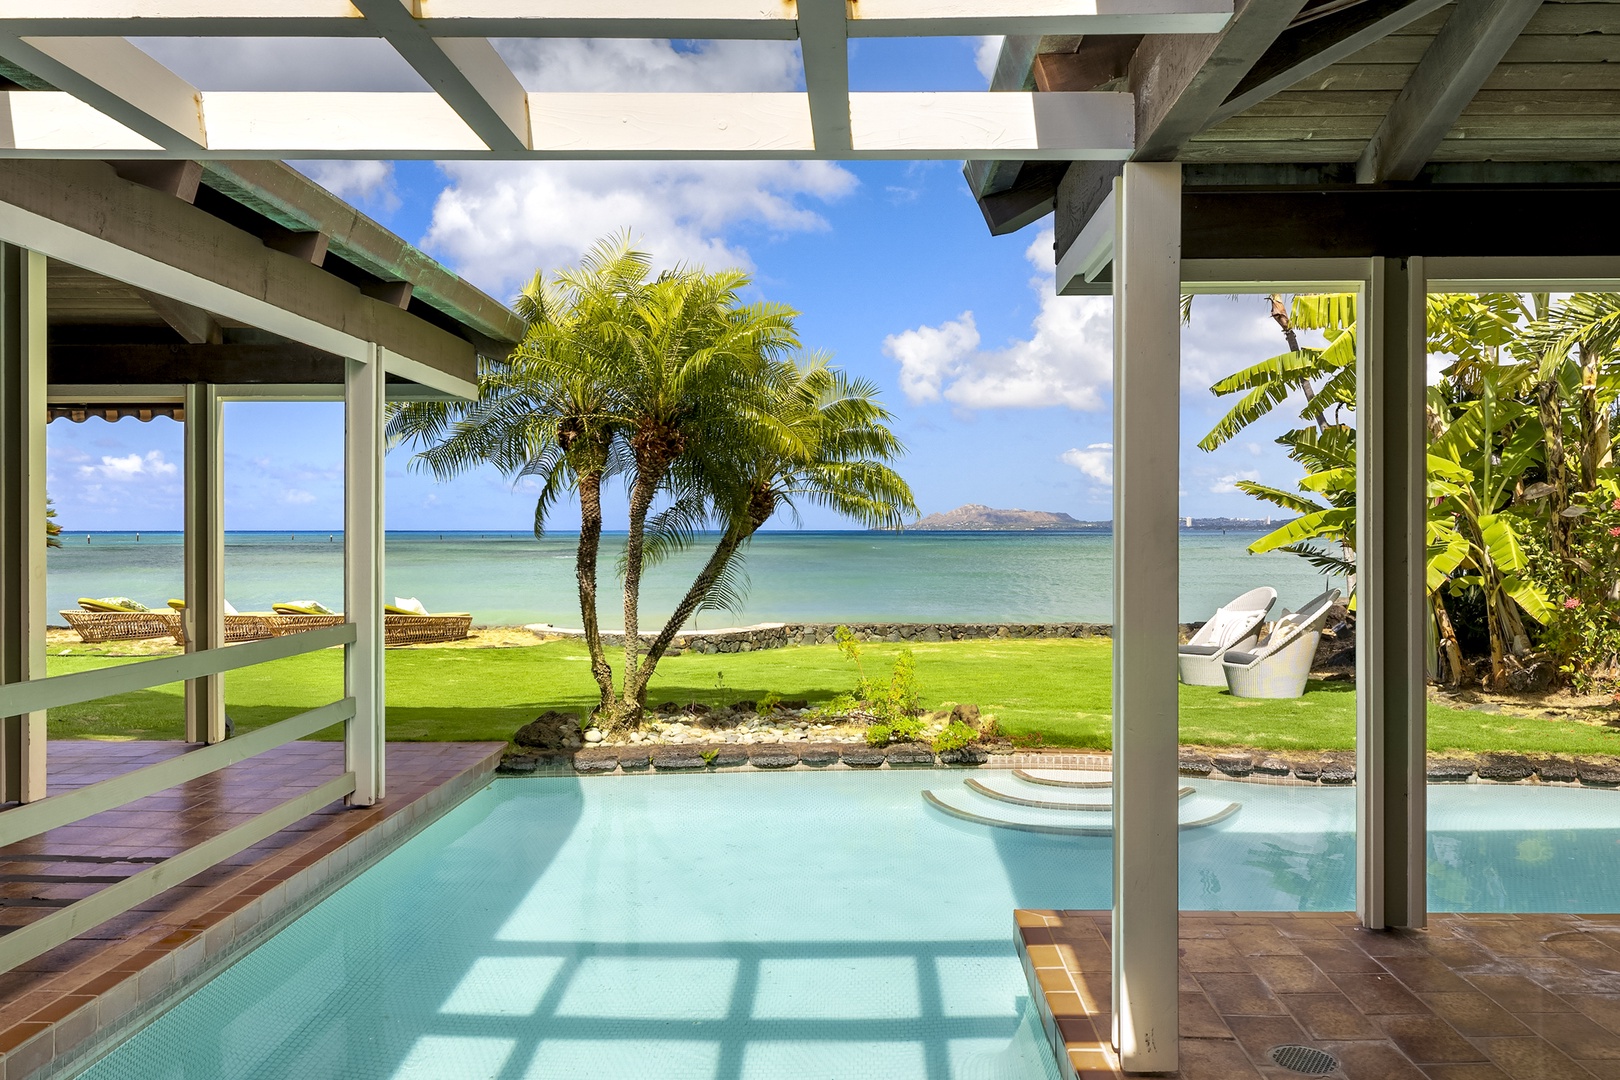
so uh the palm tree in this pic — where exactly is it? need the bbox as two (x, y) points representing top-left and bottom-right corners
(625, 356), (916, 707)
(389, 237), (648, 713)
(601, 266), (801, 719)
(46, 496), (61, 549)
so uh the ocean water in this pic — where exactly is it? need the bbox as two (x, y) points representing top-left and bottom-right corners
(80, 772), (1620, 1079)
(46, 530), (1342, 628)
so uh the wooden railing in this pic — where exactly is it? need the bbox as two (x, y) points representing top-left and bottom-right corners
(0, 622), (360, 972)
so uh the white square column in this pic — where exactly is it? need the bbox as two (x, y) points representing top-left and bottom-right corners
(183, 382), (227, 744)
(1356, 257), (1428, 929)
(344, 349), (386, 804)
(1110, 162), (1182, 1073)
(0, 244), (46, 803)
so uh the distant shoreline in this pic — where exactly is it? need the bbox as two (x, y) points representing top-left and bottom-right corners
(57, 525), (1283, 537)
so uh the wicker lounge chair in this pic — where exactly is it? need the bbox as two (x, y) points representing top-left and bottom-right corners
(266, 601), (347, 639)
(265, 600), (472, 646)
(1221, 588), (1342, 699)
(384, 611), (473, 645)
(1177, 586), (1277, 686)
(59, 600), (180, 643)
(165, 600), (277, 645)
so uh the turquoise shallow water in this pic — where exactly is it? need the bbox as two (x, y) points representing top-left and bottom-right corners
(83, 772), (1620, 1080)
(47, 530), (1341, 627)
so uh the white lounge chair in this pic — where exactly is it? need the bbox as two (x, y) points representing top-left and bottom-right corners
(1221, 588), (1342, 699)
(1178, 586), (1277, 686)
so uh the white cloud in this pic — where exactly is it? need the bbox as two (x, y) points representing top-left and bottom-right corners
(1211, 470), (1262, 494)
(420, 39), (856, 296)
(426, 160), (855, 296)
(1061, 444), (1113, 487)
(281, 489), (317, 505)
(975, 37), (1004, 83)
(1245, 441), (1265, 456)
(78, 450), (176, 481)
(294, 161), (398, 211)
(882, 229), (1113, 410)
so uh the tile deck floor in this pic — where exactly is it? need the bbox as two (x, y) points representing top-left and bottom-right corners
(1018, 908), (1620, 1080)
(0, 739), (503, 1080)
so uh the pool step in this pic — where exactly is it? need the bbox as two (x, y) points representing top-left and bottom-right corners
(1012, 768), (1112, 789)
(966, 775), (1194, 811)
(923, 770), (1239, 835)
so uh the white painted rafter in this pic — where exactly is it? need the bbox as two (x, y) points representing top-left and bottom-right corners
(347, 0), (529, 152)
(0, 36), (203, 150)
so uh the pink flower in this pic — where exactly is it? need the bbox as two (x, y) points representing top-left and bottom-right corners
(1612, 498), (1620, 511)
(1564, 597), (1583, 609)
(1610, 527), (1620, 537)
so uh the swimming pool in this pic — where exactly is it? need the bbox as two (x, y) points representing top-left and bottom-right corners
(83, 771), (1620, 1079)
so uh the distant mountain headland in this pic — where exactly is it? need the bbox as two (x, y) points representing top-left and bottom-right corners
(909, 505), (1291, 532)
(910, 504), (1107, 531)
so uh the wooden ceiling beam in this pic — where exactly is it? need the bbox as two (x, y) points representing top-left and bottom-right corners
(798, 0), (852, 155)
(48, 343), (343, 386)
(1356, 0), (1544, 183)
(1212, 0), (1451, 125)
(135, 290), (222, 345)
(1130, 0), (1312, 161)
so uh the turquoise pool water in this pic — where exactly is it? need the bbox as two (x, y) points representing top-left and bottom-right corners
(84, 772), (1620, 1079)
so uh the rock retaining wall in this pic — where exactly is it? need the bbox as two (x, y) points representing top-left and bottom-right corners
(533, 620), (1200, 654)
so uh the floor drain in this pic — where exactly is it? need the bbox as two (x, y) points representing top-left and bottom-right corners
(1269, 1044), (1340, 1075)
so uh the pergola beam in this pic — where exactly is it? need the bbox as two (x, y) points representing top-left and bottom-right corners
(0, 91), (1135, 160)
(1355, 0), (1544, 184)
(348, 0), (530, 153)
(0, 0), (1234, 38)
(799, 0), (852, 155)
(0, 35), (204, 151)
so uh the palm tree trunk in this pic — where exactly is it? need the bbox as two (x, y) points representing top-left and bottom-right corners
(575, 470), (615, 714)
(617, 469), (658, 719)
(1433, 594), (1466, 688)
(1269, 294), (1327, 433)
(1538, 380), (1572, 566)
(630, 528), (748, 707)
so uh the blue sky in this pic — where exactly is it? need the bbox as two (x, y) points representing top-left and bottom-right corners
(46, 36), (1312, 534)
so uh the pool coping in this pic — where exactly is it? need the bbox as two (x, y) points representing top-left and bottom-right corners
(6, 743), (503, 1080)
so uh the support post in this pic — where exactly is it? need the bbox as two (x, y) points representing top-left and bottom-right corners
(344, 350), (385, 805)
(0, 243), (46, 803)
(1356, 256), (1428, 930)
(183, 382), (227, 744)
(1111, 161), (1182, 1073)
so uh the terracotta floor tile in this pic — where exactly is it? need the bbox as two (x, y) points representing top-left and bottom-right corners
(1569, 996), (1620, 1037)
(1384, 955), (1481, 994)
(1419, 1065), (1514, 1080)
(1331, 972), (1429, 1015)
(1181, 937), (1250, 973)
(1196, 972), (1288, 1016)
(1322, 1040), (1431, 1080)
(1279, 992), (1384, 1040)
(1176, 1036), (1265, 1079)
(1423, 992), (1535, 1038)
(1179, 990), (1232, 1039)
(1254, 954), (1340, 995)
(1301, 943), (1390, 974)
(1468, 974), (1575, 1014)
(1476, 1037), (1597, 1080)
(1223, 1013), (1311, 1062)
(1514, 1011), (1620, 1060)
(1373, 1014), (1490, 1064)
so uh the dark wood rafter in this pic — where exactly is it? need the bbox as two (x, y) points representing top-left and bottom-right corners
(1211, 0), (1453, 124)
(48, 343), (347, 385)
(1130, 0), (1313, 161)
(1357, 0), (1546, 181)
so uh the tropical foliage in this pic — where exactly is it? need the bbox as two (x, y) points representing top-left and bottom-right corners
(1202, 290), (1620, 690)
(390, 236), (915, 726)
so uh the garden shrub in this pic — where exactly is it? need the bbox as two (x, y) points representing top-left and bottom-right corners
(932, 720), (978, 754)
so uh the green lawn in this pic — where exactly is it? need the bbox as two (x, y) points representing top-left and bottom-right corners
(42, 637), (1620, 755)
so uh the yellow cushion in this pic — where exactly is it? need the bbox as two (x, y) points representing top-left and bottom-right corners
(273, 601), (336, 615)
(385, 605), (426, 616)
(79, 596), (149, 613)
(167, 598), (185, 611)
